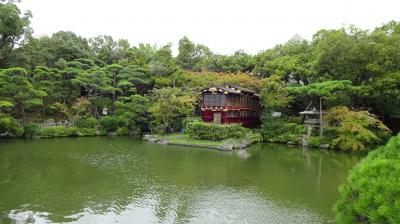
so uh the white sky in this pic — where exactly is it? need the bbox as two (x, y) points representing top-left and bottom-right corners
(18, 0), (400, 55)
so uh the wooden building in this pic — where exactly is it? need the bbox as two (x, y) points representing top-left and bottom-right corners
(200, 84), (261, 128)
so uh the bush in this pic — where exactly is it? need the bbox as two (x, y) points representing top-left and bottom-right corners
(328, 106), (391, 151)
(277, 133), (301, 143)
(334, 134), (400, 223)
(38, 126), (77, 137)
(0, 115), (23, 137)
(75, 117), (99, 129)
(260, 114), (306, 142)
(37, 126), (98, 137)
(24, 123), (40, 138)
(260, 115), (288, 142)
(116, 127), (129, 136)
(293, 124), (307, 135)
(182, 117), (201, 129)
(78, 128), (97, 136)
(307, 136), (322, 147)
(185, 121), (248, 141)
(244, 131), (263, 143)
(99, 116), (119, 133)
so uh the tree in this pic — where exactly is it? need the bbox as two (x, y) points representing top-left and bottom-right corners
(71, 97), (91, 119)
(89, 35), (130, 64)
(115, 94), (149, 133)
(149, 44), (178, 76)
(286, 80), (356, 136)
(254, 40), (313, 82)
(148, 87), (195, 133)
(176, 36), (212, 70)
(73, 67), (113, 117)
(12, 31), (92, 69)
(335, 134), (400, 223)
(260, 75), (292, 112)
(0, 2), (32, 67)
(104, 64), (123, 104)
(0, 67), (45, 125)
(327, 106), (391, 151)
(32, 66), (62, 115)
(176, 36), (196, 70)
(117, 64), (152, 94)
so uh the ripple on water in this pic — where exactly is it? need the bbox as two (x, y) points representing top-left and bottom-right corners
(7, 186), (325, 224)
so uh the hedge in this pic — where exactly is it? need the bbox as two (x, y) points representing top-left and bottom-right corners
(38, 126), (98, 137)
(334, 134), (400, 223)
(185, 121), (248, 141)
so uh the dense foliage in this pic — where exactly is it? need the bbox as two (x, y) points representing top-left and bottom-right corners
(185, 121), (248, 141)
(327, 106), (391, 150)
(0, 2), (398, 151)
(334, 134), (400, 223)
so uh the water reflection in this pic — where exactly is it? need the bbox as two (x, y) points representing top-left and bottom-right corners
(0, 137), (362, 223)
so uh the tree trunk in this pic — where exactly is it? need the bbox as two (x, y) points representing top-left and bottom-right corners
(163, 115), (169, 133)
(20, 103), (27, 127)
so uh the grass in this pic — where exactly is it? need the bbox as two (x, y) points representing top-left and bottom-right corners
(162, 133), (223, 147)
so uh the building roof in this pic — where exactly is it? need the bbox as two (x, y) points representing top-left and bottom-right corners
(201, 84), (259, 97)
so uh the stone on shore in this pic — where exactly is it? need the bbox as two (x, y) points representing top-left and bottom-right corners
(218, 144), (233, 151)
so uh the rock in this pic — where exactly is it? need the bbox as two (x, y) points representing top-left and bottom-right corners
(142, 134), (152, 141)
(157, 139), (168, 145)
(108, 132), (117, 136)
(287, 141), (295, 145)
(319, 144), (330, 149)
(233, 142), (247, 149)
(147, 137), (159, 143)
(218, 144), (233, 151)
(142, 134), (160, 142)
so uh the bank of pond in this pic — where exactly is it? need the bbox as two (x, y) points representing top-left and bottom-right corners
(3, 115), (392, 153)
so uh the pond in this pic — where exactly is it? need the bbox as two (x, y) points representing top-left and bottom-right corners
(0, 137), (362, 224)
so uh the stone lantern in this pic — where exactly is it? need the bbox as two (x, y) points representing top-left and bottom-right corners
(102, 107), (108, 115)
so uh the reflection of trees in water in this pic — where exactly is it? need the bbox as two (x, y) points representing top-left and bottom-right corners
(0, 138), (363, 223)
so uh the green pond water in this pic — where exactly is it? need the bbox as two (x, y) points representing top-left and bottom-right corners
(0, 137), (362, 224)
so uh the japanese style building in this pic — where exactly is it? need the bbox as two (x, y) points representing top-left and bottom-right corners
(200, 84), (261, 128)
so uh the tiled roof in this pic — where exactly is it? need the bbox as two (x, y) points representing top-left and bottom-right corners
(201, 84), (259, 97)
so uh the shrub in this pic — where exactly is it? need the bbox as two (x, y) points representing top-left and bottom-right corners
(334, 134), (400, 223)
(293, 124), (307, 135)
(277, 133), (301, 143)
(328, 106), (391, 151)
(0, 115), (23, 137)
(99, 116), (119, 133)
(38, 126), (76, 137)
(116, 127), (130, 136)
(77, 128), (97, 136)
(260, 115), (288, 142)
(244, 131), (263, 143)
(185, 121), (248, 141)
(182, 117), (201, 129)
(24, 123), (40, 138)
(307, 136), (322, 147)
(260, 114), (306, 142)
(75, 117), (98, 129)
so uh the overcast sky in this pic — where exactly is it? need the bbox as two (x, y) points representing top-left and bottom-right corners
(18, 0), (400, 55)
